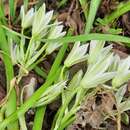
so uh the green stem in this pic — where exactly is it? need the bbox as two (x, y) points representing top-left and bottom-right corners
(47, 43), (69, 80)
(60, 66), (66, 80)
(32, 106), (46, 130)
(117, 110), (121, 130)
(34, 66), (47, 79)
(0, 1), (6, 25)
(24, 37), (34, 63)
(60, 107), (78, 126)
(58, 116), (75, 130)
(28, 54), (46, 71)
(51, 108), (61, 130)
(54, 90), (77, 130)
(19, 115), (27, 130)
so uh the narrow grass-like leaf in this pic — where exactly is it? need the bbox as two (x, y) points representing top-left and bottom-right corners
(0, 22), (19, 130)
(24, 0), (29, 12)
(9, 0), (16, 19)
(32, 107), (46, 130)
(121, 112), (129, 125)
(41, 33), (130, 47)
(85, 0), (101, 33)
(79, 0), (88, 21)
(58, 0), (68, 8)
(34, 66), (47, 79)
(0, 1), (6, 25)
(97, 1), (130, 25)
(2, 25), (130, 46)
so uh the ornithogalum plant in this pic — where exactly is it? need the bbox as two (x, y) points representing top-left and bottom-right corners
(1, 2), (130, 130)
(9, 3), (66, 82)
(1, 3), (66, 130)
(52, 40), (130, 130)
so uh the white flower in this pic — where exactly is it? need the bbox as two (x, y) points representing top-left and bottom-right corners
(20, 6), (34, 29)
(81, 53), (116, 88)
(112, 56), (130, 88)
(108, 54), (120, 71)
(35, 81), (66, 107)
(10, 38), (25, 65)
(10, 42), (18, 65)
(115, 85), (127, 105)
(64, 42), (88, 67)
(32, 3), (53, 38)
(88, 40), (112, 65)
(45, 22), (66, 54)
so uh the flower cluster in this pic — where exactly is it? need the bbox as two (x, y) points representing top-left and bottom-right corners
(10, 4), (66, 71)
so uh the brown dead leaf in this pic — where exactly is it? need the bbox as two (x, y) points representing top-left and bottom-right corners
(122, 12), (130, 32)
(98, 0), (119, 17)
(113, 49), (128, 59)
(100, 92), (115, 116)
(20, 72), (38, 102)
(0, 59), (6, 102)
(0, 84), (5, 101)
(127, 81), (130, 92)
(112, 43), (130, 59)
(0, 60), (6, 89)
(68, 89), (116, 130)
(58, 0), (84, 34)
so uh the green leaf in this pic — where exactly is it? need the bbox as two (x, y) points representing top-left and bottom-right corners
(97, 1), (130, 25)
(121, 112), (129, 125)
(0, 21), (19, 130)
(24, 0), (29, 11)
(107, 28), (122, 35)
(9, 0), (16, 19)
(85, 0), (101, 33)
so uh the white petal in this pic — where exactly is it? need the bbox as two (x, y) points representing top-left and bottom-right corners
(81, 72), (116, 88)
(43, 10), (53, 26)
(20, 5), (25, 20)
(32, 3), (46, 35)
